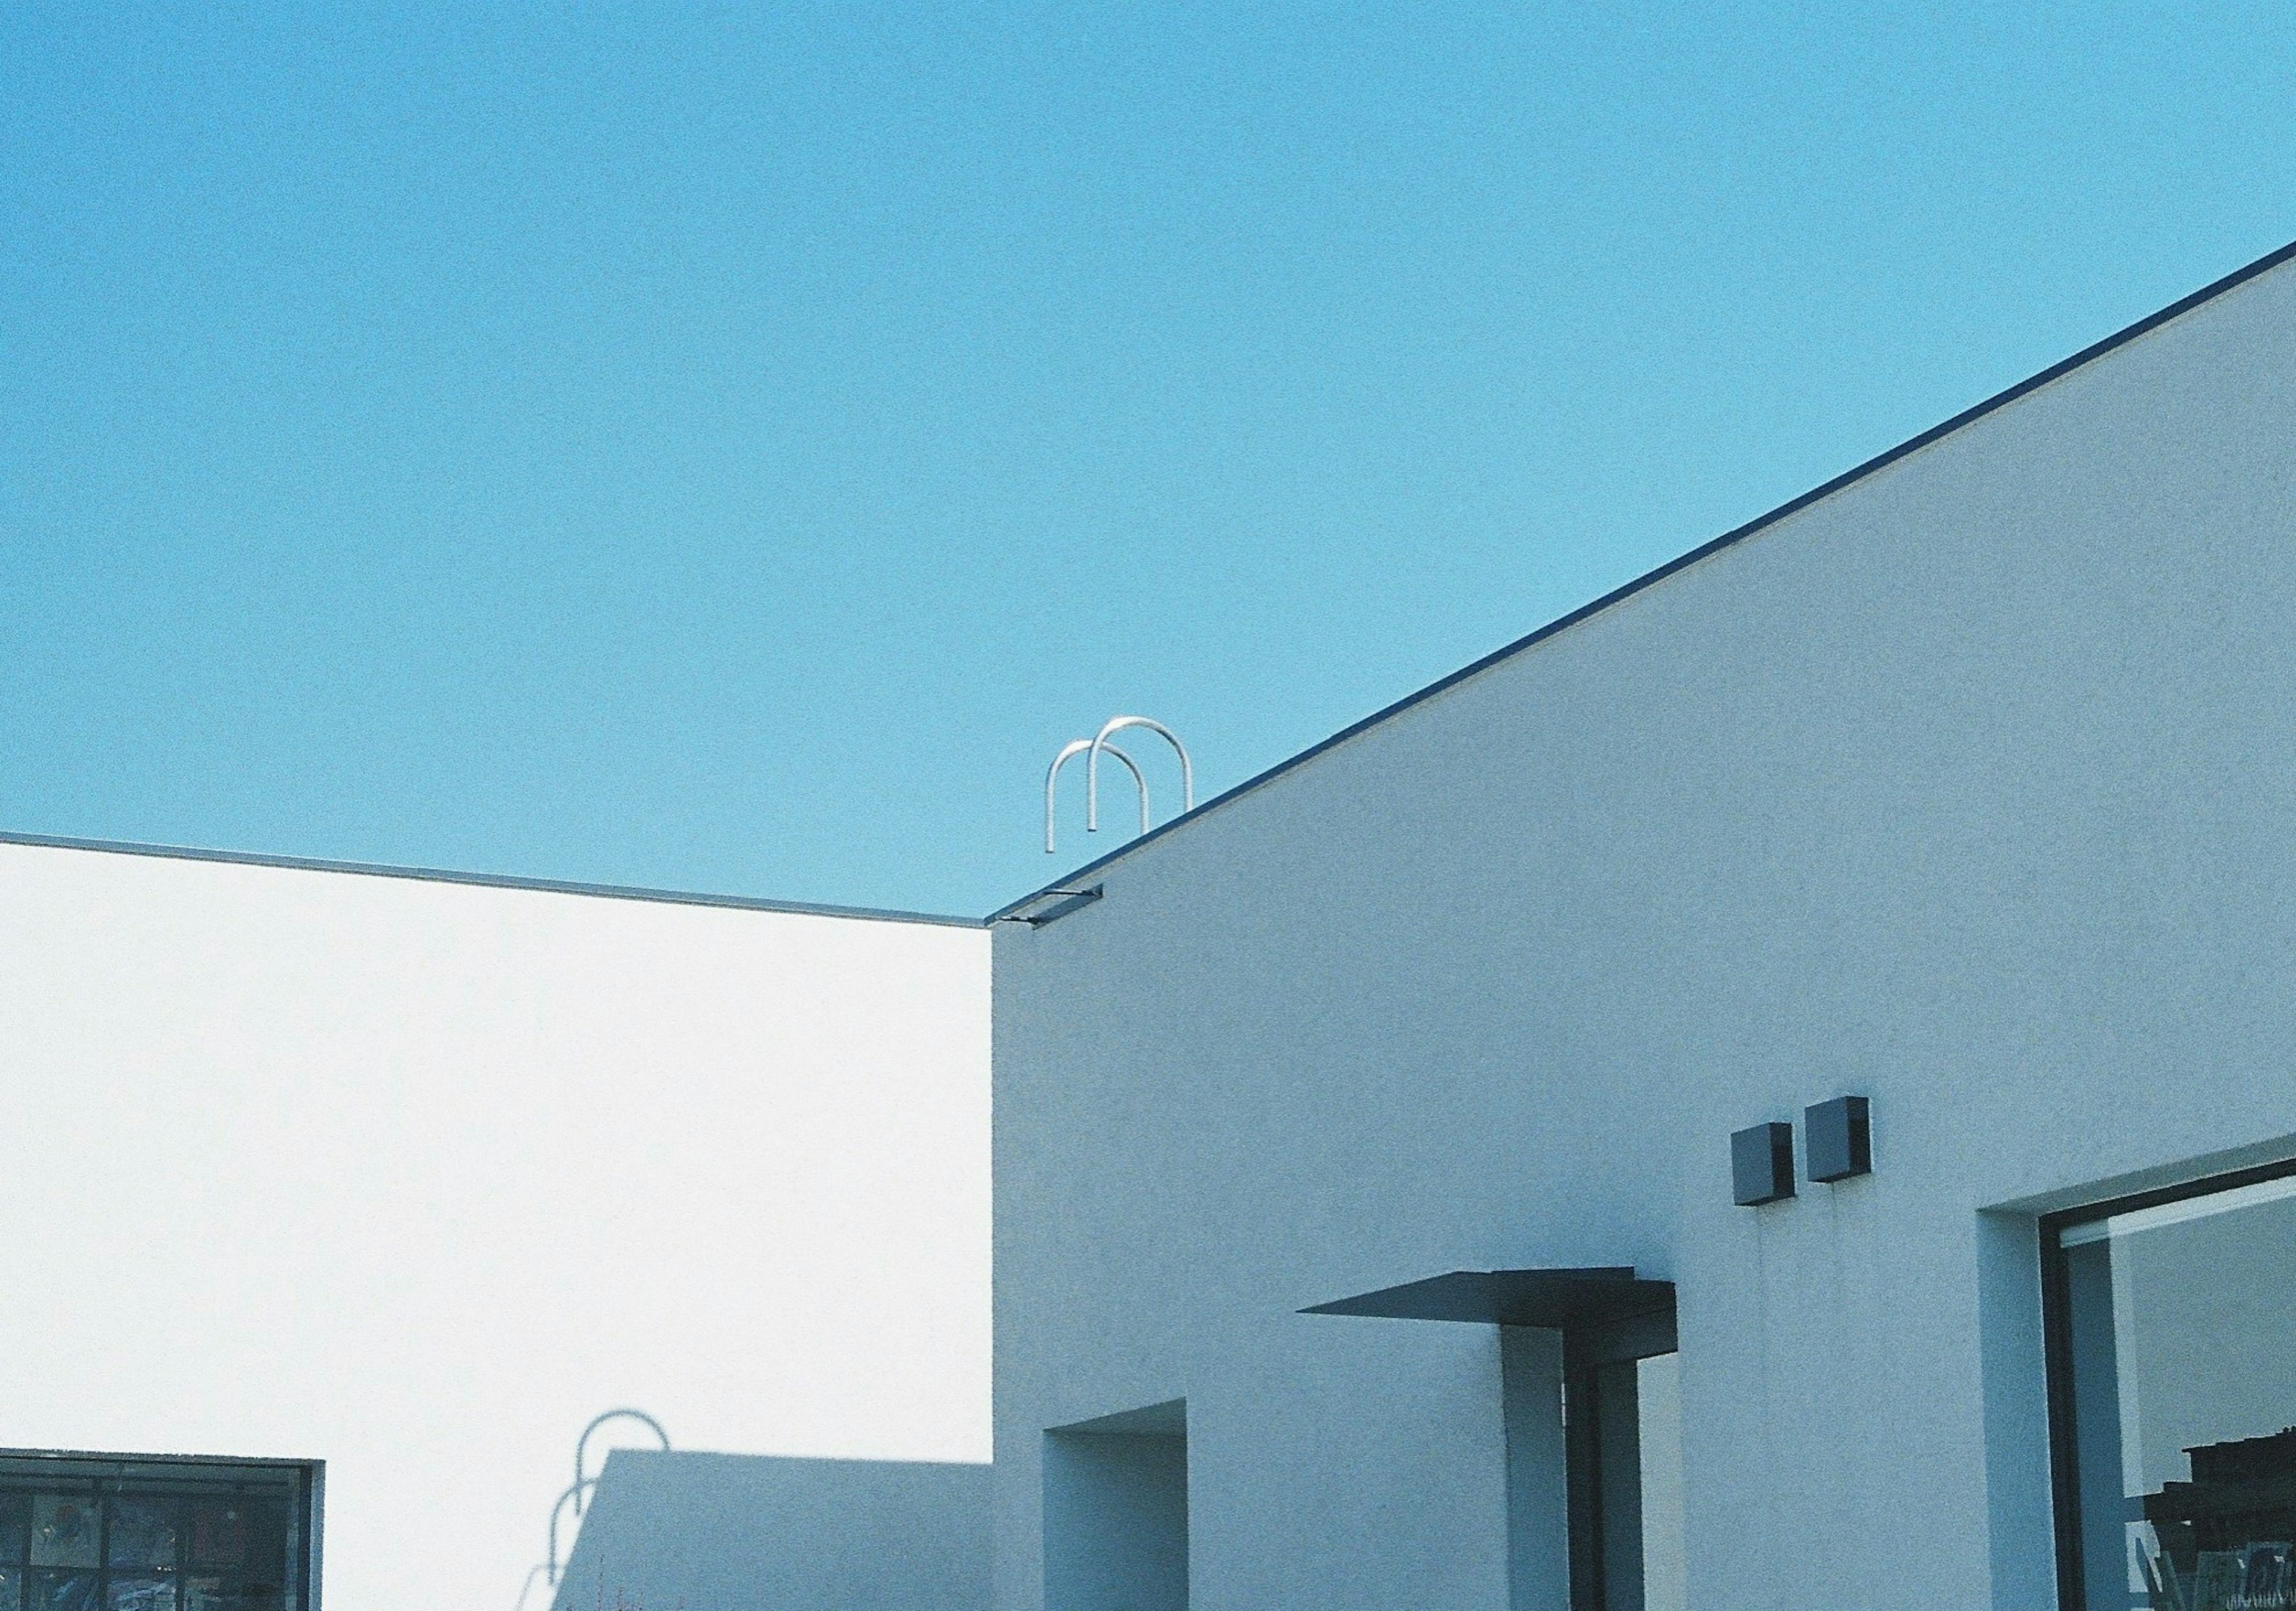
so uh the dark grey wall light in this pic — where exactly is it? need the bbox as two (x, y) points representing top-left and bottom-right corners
(1805, 1096), (1871, 1183)
(1731, 1122), (1796, 1206)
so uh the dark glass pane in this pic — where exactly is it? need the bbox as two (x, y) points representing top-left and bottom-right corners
(105, 1581), (174, 1611)
(236, 1503), (285, 1582)
(105, 1502), (176, 1572)
(0, 1499), (29, 1566)
(28, 1503), (97, 1570)
(182, 1588), (270, 1611)
(2058, 1176), (2296, 1611)
(25, 1572), (97, 1611)
(182, 1506), (246, 1575)
(0, 1460), (304, 1611)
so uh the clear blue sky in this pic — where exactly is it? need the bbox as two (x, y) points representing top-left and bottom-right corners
(5, 4), (2294, 916)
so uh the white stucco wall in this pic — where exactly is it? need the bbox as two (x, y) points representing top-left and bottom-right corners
(994, 249), (2296, 1609)
(0, 840), (990, 1611)
(557, 1449), (991, 1611)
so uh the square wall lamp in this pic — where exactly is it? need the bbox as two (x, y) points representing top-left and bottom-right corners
(1805, 1096), (1871, 1183)
(1731, 1122), (1796, 1207)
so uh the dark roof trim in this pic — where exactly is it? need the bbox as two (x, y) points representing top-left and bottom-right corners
(991, 234), (2296, 923)
(0, 830), (982, 929)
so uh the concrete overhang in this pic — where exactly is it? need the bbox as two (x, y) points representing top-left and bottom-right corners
(1302, 1267), (1677, 1369)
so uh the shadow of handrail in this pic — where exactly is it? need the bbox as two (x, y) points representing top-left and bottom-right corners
(512, 1563), (550, 1611)
(547, 1477), (597, 1591)
(520, 1408), (673, 1610)
(575, 1408), (671, 1518)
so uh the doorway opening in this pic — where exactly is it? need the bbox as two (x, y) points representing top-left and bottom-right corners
(1043, 1400), (1187, 1611)
(1562, 1351), (1685, 1611)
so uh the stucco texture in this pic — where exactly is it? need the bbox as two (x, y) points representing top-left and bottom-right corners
(993, 252), (2296, 1609)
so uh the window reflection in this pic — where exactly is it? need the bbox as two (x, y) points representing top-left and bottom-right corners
(2056, 1171), (2296, 1610)
(0, 1457), (311, 1611)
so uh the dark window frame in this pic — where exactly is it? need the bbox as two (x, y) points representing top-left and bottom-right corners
(0, 1448), (323, 1611)
(2038, 1155), (2296, 1610)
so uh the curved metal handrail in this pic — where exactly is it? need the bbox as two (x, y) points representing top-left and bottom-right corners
(1045, 740), (1148, 854)
(546, 1478), (596, 1588)
(573, 1408), (670, 1518)
(1088, 716), (1191, 832)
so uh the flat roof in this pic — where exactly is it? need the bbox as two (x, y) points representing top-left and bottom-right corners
(0, 829), (982, 929)
(994, 233), (2296, 923)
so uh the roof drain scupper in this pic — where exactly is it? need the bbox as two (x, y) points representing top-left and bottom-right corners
(1015, 718), (1190, 930)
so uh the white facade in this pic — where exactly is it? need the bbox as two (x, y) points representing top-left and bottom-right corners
(991, 243), (2296, 1608)
(558, 1449), (990, 1611)
(0, 837), (990, 1611)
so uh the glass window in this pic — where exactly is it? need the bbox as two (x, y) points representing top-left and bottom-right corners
(30, 1501), (99, 1570)
(0, 1455), (316, 1611)
(2048, 1167), (2296, 1610)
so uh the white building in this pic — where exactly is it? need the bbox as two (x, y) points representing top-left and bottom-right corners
(556, 1449), (990, 1611)
(19, 233), (2296, 1611)
(993, 238), (2296, 1610)
(0, 834), (990, 1611)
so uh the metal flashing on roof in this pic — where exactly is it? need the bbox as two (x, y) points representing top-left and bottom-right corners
(990, 234), (2296, 925)
(0, 831), (981, 929)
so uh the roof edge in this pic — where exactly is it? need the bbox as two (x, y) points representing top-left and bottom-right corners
(991, 233), (2296, 923)
(0, 830), (983, 929)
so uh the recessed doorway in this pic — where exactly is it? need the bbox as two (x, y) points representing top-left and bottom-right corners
(1043, 1401), (1187, 1611)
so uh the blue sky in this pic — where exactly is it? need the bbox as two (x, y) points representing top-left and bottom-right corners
(5, 3), (2295, 916)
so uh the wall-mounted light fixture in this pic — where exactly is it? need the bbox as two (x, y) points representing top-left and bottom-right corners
(1805, 1096), (1871, 1183)
(1731, 1122), (1796, 1207)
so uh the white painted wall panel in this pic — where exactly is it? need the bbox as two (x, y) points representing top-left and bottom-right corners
(0, 842), (990, 1611)
(556, 1450), (990, 1611)
(994, 253), (2296, 1609)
